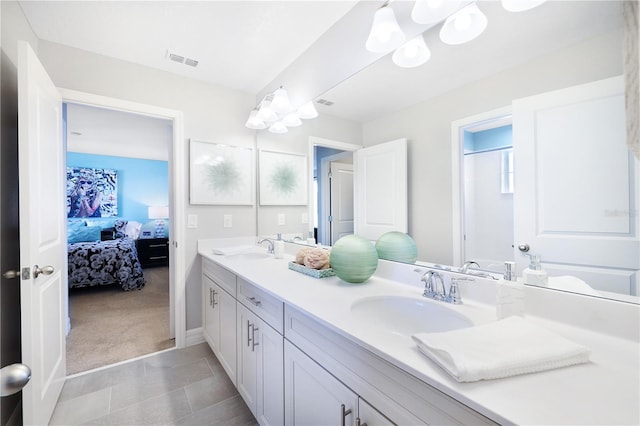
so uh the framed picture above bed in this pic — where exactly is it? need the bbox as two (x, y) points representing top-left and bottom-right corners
(66, 166), (118, 218)
(259, 149), (307, 205)
(189, 139), (254, 205)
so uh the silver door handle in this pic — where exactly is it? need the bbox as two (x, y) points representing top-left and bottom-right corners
(518, 244), (530, 252)
(2, 270), (19, 279)
(33, 265), (54, 278)
(1, 363), (31, 396)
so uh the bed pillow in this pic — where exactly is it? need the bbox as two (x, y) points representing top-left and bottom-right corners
(114, 219), (128, 238)
(68, 225), (101, 243)
(124, 221), (142, 240)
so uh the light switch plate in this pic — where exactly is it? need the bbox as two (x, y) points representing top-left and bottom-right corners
(187, 214), (198, 228)
(278, 213), (285, 226)
(223, 214), (232, 228)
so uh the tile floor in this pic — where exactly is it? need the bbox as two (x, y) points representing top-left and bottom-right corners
(50, 343), (258, 425)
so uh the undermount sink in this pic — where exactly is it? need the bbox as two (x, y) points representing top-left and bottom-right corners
(350, 296), (473, 337)
(227, 251), (272, 260)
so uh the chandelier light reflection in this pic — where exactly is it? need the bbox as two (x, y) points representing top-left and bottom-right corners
(245, 87), (318, 134)
(366, 0), (548, 68)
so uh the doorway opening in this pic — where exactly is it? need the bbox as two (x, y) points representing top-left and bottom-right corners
(451, 106), (513, 272)
(64, 102), (175, 374)
(308, 137), (361, 246)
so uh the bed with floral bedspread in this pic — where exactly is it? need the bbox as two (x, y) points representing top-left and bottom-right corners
(67, 237), (145, 291)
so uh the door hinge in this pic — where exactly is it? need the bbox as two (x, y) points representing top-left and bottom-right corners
(21, 267), (30, 280)
(328, 169), (333, 179)
(328, 215), (333, 222)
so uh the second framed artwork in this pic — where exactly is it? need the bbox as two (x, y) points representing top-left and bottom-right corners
(259, 149), (307, 205)
(190, 139), (254, 205)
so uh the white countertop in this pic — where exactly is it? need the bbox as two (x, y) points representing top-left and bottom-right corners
(198, 240), (640, 425)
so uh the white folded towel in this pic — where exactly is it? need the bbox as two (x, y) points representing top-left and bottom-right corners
(211, 245), (254, 256)
(412, 316), (591, 382)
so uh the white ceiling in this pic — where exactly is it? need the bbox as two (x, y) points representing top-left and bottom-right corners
(19, 1), (624, 125)
(19, 0), (358, 95)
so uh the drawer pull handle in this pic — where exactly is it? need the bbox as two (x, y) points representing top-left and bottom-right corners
(356, 417), (367, 426)
(247, 321), (253, 347)
(341, 404), (352, 426)
(251, 324), (259, 352)
(212, 290), (218, 307)
(246, 296), (261, 307)
(148, 244), (166, 248)
(148, 256), (168, 260)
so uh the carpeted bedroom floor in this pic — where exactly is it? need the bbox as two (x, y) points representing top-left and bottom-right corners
(66, 266), (175, 375)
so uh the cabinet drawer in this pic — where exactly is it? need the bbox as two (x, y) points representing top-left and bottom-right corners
(202, 258), (236, 296)
(238, 277), (283, 334)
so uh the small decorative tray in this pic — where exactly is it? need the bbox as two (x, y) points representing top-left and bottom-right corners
(288, 261), (335, 279)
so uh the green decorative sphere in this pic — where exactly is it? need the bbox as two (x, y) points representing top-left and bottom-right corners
(375, 231), (418, 264)
(330, 235), (379, 283)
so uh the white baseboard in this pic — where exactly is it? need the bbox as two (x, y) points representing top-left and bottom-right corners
(185, 327), (205, 347)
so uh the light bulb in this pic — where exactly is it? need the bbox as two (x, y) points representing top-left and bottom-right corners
(268, 121), (288, 134)
(454, 12), (471, 31)
(271, 87), (293, 114)
(297, 101), (318, 119)
(366, 5), (406, 53)
(392, 35), (431, 68)
(245, 110), (266, 130)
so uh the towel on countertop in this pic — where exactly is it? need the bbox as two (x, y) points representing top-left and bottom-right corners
(211, 245), (254, 256)
(412, 316), (591, 383)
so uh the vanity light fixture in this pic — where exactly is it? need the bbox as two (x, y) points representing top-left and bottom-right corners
(501, 0), (547, 12)
(392, 34), (431, 68)
(245, 87), (318, 134)
(439, 2), (488, 45)
(365, 2), (406, 53)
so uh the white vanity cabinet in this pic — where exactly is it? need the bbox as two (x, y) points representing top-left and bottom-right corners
(285, 340), (392, 426)
(284, 305), (497, 426)
(236, 278), (285, 426)
(201, 259), (237, 385)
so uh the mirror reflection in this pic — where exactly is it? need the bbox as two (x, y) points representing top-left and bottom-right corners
(257, 1), (638, 304)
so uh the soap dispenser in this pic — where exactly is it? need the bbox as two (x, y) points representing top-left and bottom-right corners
(522, 254), (548, 286)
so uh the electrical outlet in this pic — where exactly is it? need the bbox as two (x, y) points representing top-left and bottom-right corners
(277, 213), (285, 226)
(223, 214), (232, 228)
(187, 214), (198, 228)
(301, 212), (308, 224)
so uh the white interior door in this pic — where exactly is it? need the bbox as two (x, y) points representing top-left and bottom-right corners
(513, 76), (639, 295)
(355, 138), (408, 240)
(18, 40), (66, 425)
(329, 161), (354, 244)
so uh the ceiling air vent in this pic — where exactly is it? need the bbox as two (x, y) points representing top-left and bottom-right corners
(316, 99), (334, 106)
(166, 51), (199, 68)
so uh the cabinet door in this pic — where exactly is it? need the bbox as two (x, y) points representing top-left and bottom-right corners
(217, 286), (237, 385)
(256, 318), (284, 426)
(202, 275), (219, 350)
(237, 303), (258, 415)
(358, 398), (395, 426)
(285, 341), (358, 426)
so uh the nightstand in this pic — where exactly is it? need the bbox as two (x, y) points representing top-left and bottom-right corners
(136, 238), (169, 267)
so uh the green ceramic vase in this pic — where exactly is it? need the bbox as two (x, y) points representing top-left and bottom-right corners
(375, 231), (418, 264)
(330, 235), (379, 283)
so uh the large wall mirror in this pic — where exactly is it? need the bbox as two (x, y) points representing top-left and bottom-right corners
(256, 1), (638, 304)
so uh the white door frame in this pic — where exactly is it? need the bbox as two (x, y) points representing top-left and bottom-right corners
(451, 105), (512, 267)
(58, 88), (186, 348)
(308, 136), (361, 241)
(319, 152), (352, 245)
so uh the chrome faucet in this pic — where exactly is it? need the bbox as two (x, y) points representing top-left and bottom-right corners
(257, 238), (274, 254)
(460, 260), (480, 274)
(420, 269), (474, 304)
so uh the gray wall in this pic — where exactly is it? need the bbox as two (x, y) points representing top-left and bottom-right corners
(362, 29), (623, 266)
